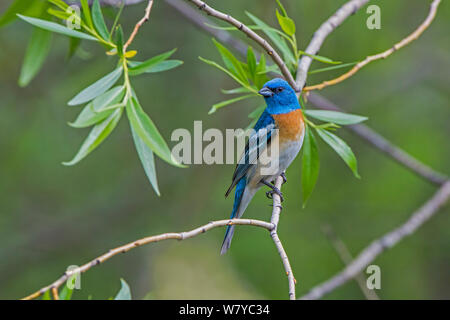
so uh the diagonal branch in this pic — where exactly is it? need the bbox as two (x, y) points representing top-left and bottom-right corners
(296, 0), (370, 90)
(307, 93), (449, 185)
(22, 218), (295, 300)
(185, 0), (298, 91)
(123, 0), (154, 52)
(301, 181), (450, 300)
(303, 0), (442, 91)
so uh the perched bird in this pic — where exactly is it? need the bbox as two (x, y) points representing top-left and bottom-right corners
(221, 78), (305, 254)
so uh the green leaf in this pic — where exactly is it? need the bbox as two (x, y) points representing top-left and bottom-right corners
(246, 12), (296, 66)
(114, 279), (131, 300)
(47, 7), (73, 21)
(80, 0), (93, 29)
(68, 67), (123, 106)
(128, 49), (177, 76)
(301, 126), (319, 207)
(91, 86), (125, 112)
(92, 0), (109, 40)
(276, 0), (288, 16)
(48, 0), (70, 11)
(0, 0), (45, 27)
(17, 14), (98, 41)
(69, 104), (114, 128)
(128, 60), (183, 74)
(18, 27), (52, 87)
(126, 97), (184, 167)
(299, 50), (341, 64)
(59, 285), (73, 300)
(221, 87), (253, 95)
(115, 25), (123, 56)
(308, 62), (358, 75)
(199, 57), (251, 90)
(316, 128), (360, 178)
(276, 9), (295, 36)
(208, 94), (254, 115)
(63, 108), (123, 166)
(131, 126), (160, 196)
(212, 38), (248, 83)
(305, 110), (368, 125)
(246, 47), (257, 82)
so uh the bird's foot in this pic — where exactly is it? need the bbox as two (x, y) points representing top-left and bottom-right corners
(265, 187), (284, 202)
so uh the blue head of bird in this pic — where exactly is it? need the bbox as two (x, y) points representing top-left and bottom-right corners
(258, 78), (301, 114)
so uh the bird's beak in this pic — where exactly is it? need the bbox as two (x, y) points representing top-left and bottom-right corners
(258, 87), (274, 97)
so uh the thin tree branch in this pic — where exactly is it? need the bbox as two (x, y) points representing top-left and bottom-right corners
(307, 93), (449, 185)
(270, 174), (296, 300)
(321, 224), (379, 300)
(185, 0), (298, 91)
(303, 0), (442, 92)
(22, 218), (297, 300)
(301, 181), (450, 300)
(123, 0), (154, 52)
(296, 0), (370, 90)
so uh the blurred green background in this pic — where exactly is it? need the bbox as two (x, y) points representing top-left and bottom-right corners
(0, 0), (449, 299)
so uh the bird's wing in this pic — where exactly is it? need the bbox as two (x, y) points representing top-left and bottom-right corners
(225, 110), (276, 197)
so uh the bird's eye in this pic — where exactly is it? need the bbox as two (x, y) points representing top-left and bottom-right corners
(276, 87), (284, 93)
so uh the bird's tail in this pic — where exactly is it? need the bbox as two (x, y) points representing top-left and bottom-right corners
(221, 178), (247, 255)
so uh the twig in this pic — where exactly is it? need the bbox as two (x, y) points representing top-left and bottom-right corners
(303, 0), (442, 92)
(22, 218), (294, 300)
(186, 0), (298, 91)
(296, 0), (370, 90)
(123, 0), (154, 52)
(51, 287), (59, 300)
(270, 174), (296, 300)
(301, 181), (450, 300)
(307, 93), (448, 185)
(321, 224), (379, 300)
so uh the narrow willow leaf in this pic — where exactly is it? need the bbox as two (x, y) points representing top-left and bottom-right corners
(245, 12), (296, 65)
(199, 57), (250, 90)
(128, 60), (183, 74)
(308, 62), (358, 75)
(59, 285), (73, 300)
(131, 125), (160, 196)
(115, 25), (123, 56)
(212, 38), (248, 83)
(63, 108), (123, 166)
(257, 64), (280, 75)
(47, 8), (73, 21)
(17, 15), (97, 41)
(208, 94), (254, 114)
(48, 0), (70, 11)
(316, 128), (360, 178)
(92, 0), (109, 40)
(68, 67), (123, 106)
(92, 86), (125, 112)
(247, 47), (257, 82)
(276, 0), (288, 16)
(114, 279), (131, 300)
(18, 27), (52, 87)
(299, 50), (341, 64)
(128, 49), (177, 76)
(302, 126), (320, 207)
(221, 87), (253, 95)
(69, 103), (113, 128)
(305, 110), (368, 125)
(276, 9), (295, 36)
(80, 0), (93, 29)
(126, 97), (184, 167)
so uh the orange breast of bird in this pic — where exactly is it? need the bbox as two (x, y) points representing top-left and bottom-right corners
(272, 109), (305, 144)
